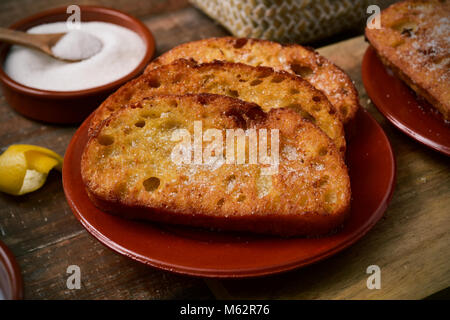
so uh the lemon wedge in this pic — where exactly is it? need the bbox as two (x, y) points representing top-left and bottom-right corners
(0, 145), (63, 196)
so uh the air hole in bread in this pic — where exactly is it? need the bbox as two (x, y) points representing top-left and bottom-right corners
(391, 39), (405, 48)
(172, 73), (183, 83)
(168, 100), (178, 108)
(290, 88), (300, 94)
(237, 194), (246, 202)
(246, 55), (256, 63)
(285, 103), (302, 113)
(340, 87), (349, 95)
(135, 120), (146, 128)
(227, 89), (239, 98)
(299, 110), (316, 123)
(114, 182), (127, 197)
(159, 119), (180, 130)
(257, 69), (272, 78)
(401, 28), (413, 37)
(271, 75), (285, 83)
(290, 64), (313, 78)
(147, 77), (161, 88)
(201, 75), (213, 85)
(217, 198), (225, 207)
(143, 177), (160, 192)
(321, 175), (330, 185)
(318, 146), (328, 156)
(312, 105), (321, 112)
(250, 79), (263, 86)
(197, 95), (209, 105)
(312, 96), (321, 102)
(233, 38), (248, 49)
(340, 105), (349, 117)
(392, 20), (418, 34)
(314, 175), (329, 188)
(434, 56), (450, 67)
(286, 104), (316, 123)
(98, 135), (114, 146)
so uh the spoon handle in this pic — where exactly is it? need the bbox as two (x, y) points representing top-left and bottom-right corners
(0, 27), (65, 55)
(0, 28), (43, 49)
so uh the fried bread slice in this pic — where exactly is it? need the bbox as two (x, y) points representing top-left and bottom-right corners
(90, 60), (346, 155)
(365, 0), (450, 120)
(82, 94), (351, 236)
(144, 37), (360, 123)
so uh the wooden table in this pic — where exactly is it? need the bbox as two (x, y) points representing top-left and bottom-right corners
(0, 1), (449, 300)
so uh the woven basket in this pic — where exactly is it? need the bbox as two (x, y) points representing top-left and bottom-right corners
(190, 0), (396, 44)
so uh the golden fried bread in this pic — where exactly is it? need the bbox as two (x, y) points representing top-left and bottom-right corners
(366, 0), (450, 120)
(145, 37), (359, 123)
(91, 60), (346, 155)
(82, 94), (351, 236)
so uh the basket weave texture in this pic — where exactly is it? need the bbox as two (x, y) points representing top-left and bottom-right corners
(190, 0), (396, 43)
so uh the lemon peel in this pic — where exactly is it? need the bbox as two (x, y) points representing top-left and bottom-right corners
(0, 144), (63, 196)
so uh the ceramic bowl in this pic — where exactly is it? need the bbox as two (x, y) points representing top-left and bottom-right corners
(0, 5), (155, 124)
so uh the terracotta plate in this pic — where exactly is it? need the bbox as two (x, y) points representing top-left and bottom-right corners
(63, 108), (396, 278)
(0, 240), (23, 299)
(362, 46), (450, 156)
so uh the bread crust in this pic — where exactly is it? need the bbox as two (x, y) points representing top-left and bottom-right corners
(90, 59), (346, 155)
(365, 0), (450, 120)
(82, 94), (351, 236)
(86, 192), (349, 237)
(145, 37), (360, 123)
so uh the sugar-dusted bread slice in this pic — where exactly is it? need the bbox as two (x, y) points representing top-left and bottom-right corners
(365, 0), (450, 120)
(90, 60), (346, 155)
(144, 37), (360, 123)
(82, 94), (351, 236)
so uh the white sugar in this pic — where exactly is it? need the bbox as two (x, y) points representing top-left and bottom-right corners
(282, 145), (298, 161)
(4, 22), (146, 91)
(51, 30), (103, 60)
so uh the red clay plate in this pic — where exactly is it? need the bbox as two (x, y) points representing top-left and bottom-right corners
(0, 240), (23, 299)
(362, 46), (450, 156)
(63, 109), (396, 278)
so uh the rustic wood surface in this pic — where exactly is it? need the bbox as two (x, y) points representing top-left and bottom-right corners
(0, 1), (449, 300)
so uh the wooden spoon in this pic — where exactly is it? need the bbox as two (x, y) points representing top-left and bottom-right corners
(0, 27), (79, 62)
